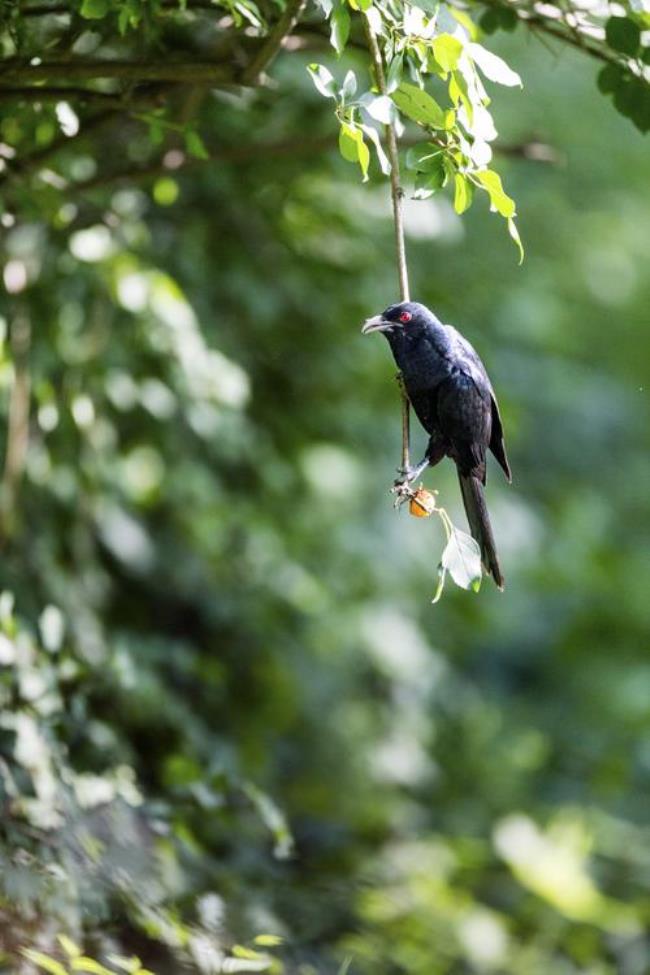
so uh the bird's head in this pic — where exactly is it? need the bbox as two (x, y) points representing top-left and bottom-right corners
(361, 301), (439, 338)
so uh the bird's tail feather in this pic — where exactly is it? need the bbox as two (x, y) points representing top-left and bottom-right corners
(458, 472), (504, 590)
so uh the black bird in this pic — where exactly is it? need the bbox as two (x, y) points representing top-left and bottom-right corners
(362, 301), (511, 589)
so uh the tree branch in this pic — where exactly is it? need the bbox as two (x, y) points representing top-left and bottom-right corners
(0, 59), (234, 85)
(241, 0), (308, 85)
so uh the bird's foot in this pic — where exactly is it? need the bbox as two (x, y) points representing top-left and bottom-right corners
(391, 478), (417, 509)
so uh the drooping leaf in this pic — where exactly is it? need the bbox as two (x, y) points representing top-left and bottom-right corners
(468, 43), (522, 87)
(330, 1), (351, 55)
(441, 526), (482, 591)
(338, 123), (359, 163)
(360, 124), (391, 174)
(453, 173), (473, 214)
(508, 217), (525, 264)
(476, 169), (516, 217)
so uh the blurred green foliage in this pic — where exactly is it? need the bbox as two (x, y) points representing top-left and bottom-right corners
(0, 5), (649, 975)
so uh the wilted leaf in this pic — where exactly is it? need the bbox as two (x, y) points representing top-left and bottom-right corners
(441, 526), (482, 590)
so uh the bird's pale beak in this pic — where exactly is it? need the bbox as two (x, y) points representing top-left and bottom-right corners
(361, 315), (391, 335)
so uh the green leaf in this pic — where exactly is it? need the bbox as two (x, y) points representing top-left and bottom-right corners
(449, 7), (479, 40)
(413, 169), (444, 199)
(339, 123), (369, 179)
(71, 959), (115, 975)
(605, 16), (641, 56)
(432, 33), (463, 74)
(476, 169), (516, 218)
(441, 526), (482, 591)
(330, 1), (351, 55)
(21, 951), (68, 975)
(508, 217), (525, 264)
(453, 173), (473, 214)
(613, 76), (650, 132)
(391, 82), (449, 129)
(253, 935), (284, 947)
(479, 8), (500, 35)
(386, 54), (404, 94)
(468, 43), (522, 87)
(497, 7), (518, 32)
(360, 124), (391, 175)
(58, 937), (81, 960)
(642, 48), (650, 66)
(431, 562), (447, 603)
(80, 0), (108, 18)
(338, 123), (359, 163)
(341, 70), (357, 100)
(405, 142), (444, 173)
(307, 63), (337, 99)
(232, 946), (267, 960)
(597, 63), (626, 95)
(184, 130), (209, 160)
(359, 93), (394, 124)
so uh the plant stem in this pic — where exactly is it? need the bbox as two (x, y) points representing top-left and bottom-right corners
(362, 13), (411, 471)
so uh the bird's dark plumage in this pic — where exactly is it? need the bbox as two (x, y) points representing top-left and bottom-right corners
(362, 301), (511, 589)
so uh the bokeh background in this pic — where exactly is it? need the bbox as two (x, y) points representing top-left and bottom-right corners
(1, 22), (650, 975)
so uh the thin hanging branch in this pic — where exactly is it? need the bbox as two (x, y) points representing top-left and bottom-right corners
(362, 14), (411, 474)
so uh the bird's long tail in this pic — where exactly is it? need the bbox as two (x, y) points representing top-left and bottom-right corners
(458, 472), (504, 590)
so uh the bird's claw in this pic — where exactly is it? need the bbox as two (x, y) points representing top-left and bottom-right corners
(391, 478), (416, 508)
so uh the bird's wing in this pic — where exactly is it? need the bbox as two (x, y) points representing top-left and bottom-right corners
(437, 371), (492, 483)
(446, 324), (511, 482)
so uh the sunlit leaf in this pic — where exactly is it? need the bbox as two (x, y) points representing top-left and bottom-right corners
(391, 82), (448, 129)
(307, 63), (337, 99)
(441, 526), (482, 591)
(432, 33), (463, 74)
(453, 173), (473, 214)
(476, 169), (516, 218)
(330, 1), (351, 55)
(21, 951), (68, 975)
(468, 43), (522, 87)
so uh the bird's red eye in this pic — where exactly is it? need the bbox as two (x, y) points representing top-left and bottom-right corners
(399, 311), (412, 323)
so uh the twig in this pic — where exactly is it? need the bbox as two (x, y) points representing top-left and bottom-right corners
(362, 12), (411, 472)
(241, 0), (308, 85)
